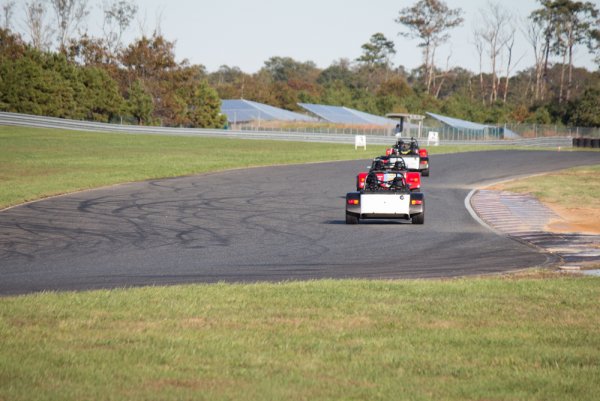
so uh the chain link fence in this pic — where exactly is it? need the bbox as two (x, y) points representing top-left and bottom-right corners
(239, 122), (599, 140)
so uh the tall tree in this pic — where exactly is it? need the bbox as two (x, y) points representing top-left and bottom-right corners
(187, 80), (226, 128)
(472, 27), (486, 104)
(501, 27), (522, 104)
(589, 24), (600, 67)
(395, 0), (463, 94)
(120, 33), (178, 81)
(102, 0), (138, 56)
(49, 0), (89, 50)
(1, 0), (14, 30)
(531, 0), (599, 103)
(120, 33), (183, 125)
(356, 32), (396, 68)
(24, 1), (54, 51)
(473, 1), (513, 104)
(523, 11), (550, 102)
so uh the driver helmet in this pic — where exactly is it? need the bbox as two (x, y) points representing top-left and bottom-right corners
(399, 142), (411, 155)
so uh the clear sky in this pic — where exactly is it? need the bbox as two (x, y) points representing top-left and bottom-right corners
(14, 0), (599, 74)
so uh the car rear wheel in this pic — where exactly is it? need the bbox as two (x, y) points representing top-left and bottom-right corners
(411, 212), (424, 224)
(346, 213), (359, 225)
(421, 168), (430, 177)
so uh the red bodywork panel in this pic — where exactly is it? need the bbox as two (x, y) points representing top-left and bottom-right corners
(357, 171), (421, 190)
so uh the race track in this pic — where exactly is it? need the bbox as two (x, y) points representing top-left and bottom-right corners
(1, 150), (599, 295)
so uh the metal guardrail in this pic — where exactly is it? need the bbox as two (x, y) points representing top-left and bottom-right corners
(0, 111), (573, 148)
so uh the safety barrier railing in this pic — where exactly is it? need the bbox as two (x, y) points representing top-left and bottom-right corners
(0, 111), (583, 148)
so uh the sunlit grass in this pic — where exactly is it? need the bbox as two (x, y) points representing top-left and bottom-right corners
(494, 165), (600, 209)
(1, 276), (599, 401)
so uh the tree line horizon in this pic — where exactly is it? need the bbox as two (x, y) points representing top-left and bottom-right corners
(1, 0), (598, 128)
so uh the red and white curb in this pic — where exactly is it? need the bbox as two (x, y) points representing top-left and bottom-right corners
(467, 189), (600, 270)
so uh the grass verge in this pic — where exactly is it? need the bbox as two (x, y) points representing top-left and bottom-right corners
(1, 276), (599, 401)
(490, 164), (600, 209)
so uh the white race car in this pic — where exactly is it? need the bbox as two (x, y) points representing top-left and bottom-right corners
(345, 171), (425, 225)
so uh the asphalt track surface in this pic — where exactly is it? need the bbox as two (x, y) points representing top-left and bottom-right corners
(1, 150), (599, 295)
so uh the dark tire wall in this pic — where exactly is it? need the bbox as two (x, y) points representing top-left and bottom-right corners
(572, 137), (600, 148)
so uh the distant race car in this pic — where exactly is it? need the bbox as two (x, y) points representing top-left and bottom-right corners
(345, 171), (425, 225)
(386, 137), (430, 177)
(356, 156), (421, 191)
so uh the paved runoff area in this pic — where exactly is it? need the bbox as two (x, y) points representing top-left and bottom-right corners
(471, 190), (600, 270)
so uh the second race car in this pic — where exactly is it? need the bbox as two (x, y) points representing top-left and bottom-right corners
(356, 156), (421, 191)
(386, 137), (430, 177)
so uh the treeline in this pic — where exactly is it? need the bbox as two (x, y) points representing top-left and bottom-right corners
(209, 57), (599, 127)
(0, 28), (226, 128)
(0, 0), (598, 127)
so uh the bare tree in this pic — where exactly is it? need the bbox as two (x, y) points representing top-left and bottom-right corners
(395, 0), (463, 94)
(49, 0), (89, 50)
(472, 27), (486, 104)
(135, 4), (164, 39)
(24, 1), (55, 51)
(102, 0), (138, 55)
(473, 1), (512, 103)
(559, 1), (598, 102)
(501, 27), (524, 104)
(433, 51), (453, 99)
(523, 15), (549, 102)
(1, 0), (15, 30)
(531, 1), (599, 104)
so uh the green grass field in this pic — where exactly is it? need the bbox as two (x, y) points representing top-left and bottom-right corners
(1, 276), (599, 401)
(494, 164), (600, 209)
(1, 126), (599, 400)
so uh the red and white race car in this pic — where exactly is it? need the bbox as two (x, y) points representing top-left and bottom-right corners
(386, 137), (430, 177)
(356, 156), (421, 191)
(346, 171), (425, 225)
